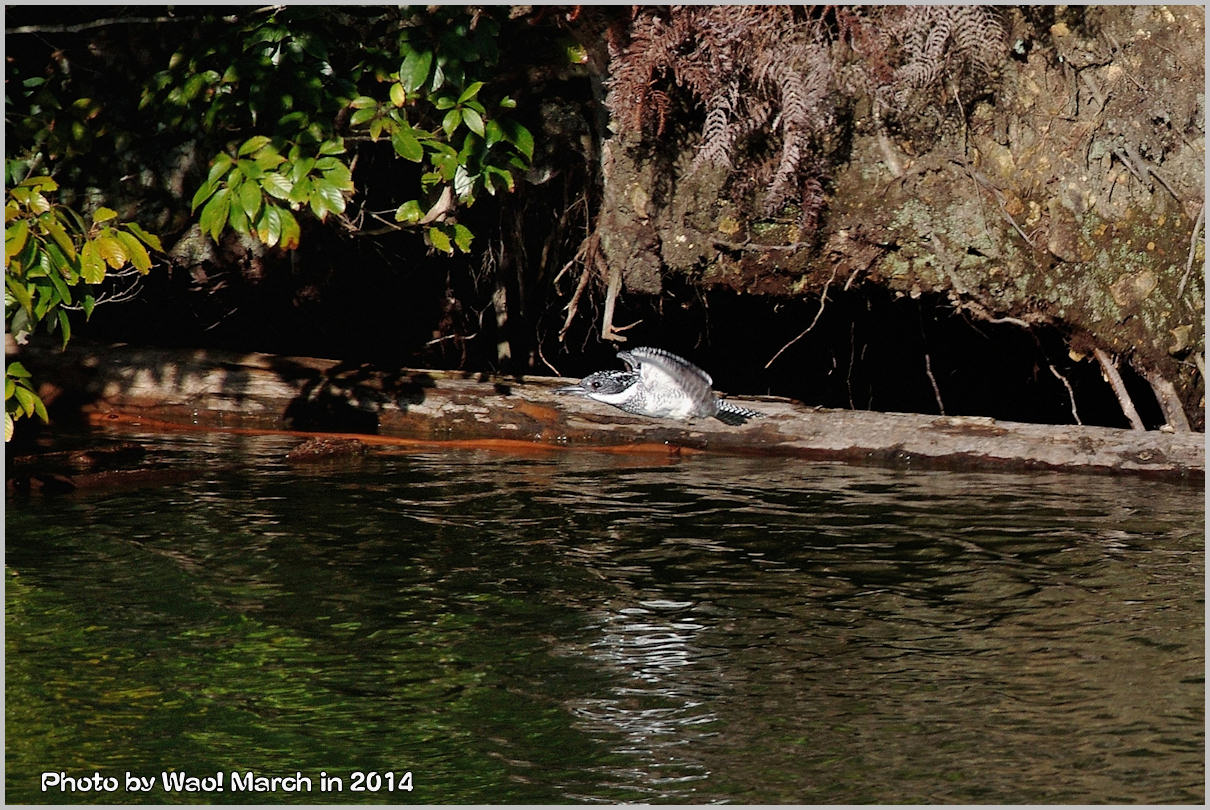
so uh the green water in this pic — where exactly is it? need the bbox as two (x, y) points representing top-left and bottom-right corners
(6, 430), (1204, 803)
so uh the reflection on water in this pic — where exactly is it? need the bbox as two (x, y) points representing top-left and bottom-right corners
(6, 430), (1204, 803)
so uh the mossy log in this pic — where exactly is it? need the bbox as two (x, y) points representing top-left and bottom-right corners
(20, 342), (1203, 479)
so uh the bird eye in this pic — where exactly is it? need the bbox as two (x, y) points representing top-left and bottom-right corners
(589, 380), (601, 389)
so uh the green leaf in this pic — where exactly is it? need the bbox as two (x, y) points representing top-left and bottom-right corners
(238, 135), (272, 156)
(199, 187), (231, 242)
(43, 219), (77, 261)
(255, 204), (283, 247)
(260, 172), (292, 200)
(442, 108), (462, 138)
(56, 308), (71, 349)
(82, 293), (95, 320)
(278, 207), (301, 250)
(31, 386), (48, 422)
(322, 164), (354, 192)
(287, 177), (312, 206)
(503, 121), (534, 161)
(191, 181), (217, 213)
(47, 262), (72, 305)
(6, 276), (33, 314)
(318, 139), (346, 156)
(311, 180), (346, 218)
(7, 361), (30, 378)
(115, 230), (152, 273)
(434, 95), (456, 111)
(349, 108), (377, 127)
(391, 128), (424, 162)
(428, 226), (452, 253)
(236, 158), (264, 181)
(6, 220), (30, 260)
(206, 153), (234, 187)
(5, 412), (12, 442)
(389, 82), (407, 107)
(462, 107), (485, 137)
(125, 223), (164, 253)
(228, 201), (250, 236)
(92, 206), (119, 224)
(253, 147), (286, 171)
(349, 96), (379, 110)
(484, 119), (504, 147)
(400, 49), (433, 93)
(458, 81), (485, 104)
(239, 180), (262, 220)
(14, 385), (35, 418)
(79, 241), (105, 283)
(290, 157), (317, 184)
(452, 223), (473, 252)
(394, 200), (423, 223)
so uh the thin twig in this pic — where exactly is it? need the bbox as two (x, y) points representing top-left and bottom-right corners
(765, 267), (836, 369)
(923, 349), (945, 416)
(1047, 363), (1083, 425)
(714, 239), (811, 253)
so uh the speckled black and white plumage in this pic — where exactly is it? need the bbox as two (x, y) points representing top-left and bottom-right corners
(555, 346), (764, 425)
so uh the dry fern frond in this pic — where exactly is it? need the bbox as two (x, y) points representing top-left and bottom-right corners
(603, 5), (1007, 235)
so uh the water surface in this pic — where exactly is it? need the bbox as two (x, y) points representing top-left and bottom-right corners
(6, 430), (1204, 803)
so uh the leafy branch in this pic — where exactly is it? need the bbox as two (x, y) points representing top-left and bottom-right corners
(4, 170), (163, 440)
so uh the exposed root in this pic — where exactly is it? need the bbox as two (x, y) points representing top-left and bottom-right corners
(1142, 367), (1192, 432)
(1093, 347), (1145, 431)
(600, 263), (641, 343)
(1047, 363), (1083, 425)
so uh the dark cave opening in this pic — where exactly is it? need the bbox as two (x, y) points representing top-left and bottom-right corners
(586, 283), (1167, 432)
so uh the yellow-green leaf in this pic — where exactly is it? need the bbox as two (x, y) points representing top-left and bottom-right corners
(428, 226), (452, 253)
(238, 135), (272, 156)
(389, 82), (406, 108)
(395, 200), (423, 223)
(5, 220), (29, 261)
(95, 234), (128, 269)
(42, 219), (77, 261)
(80, 241), (106, 283)
(125, 223), (164, 253)
(92, 206), (119, 224)
(278, 208), (301, 250)
(114, 230), (152, 273)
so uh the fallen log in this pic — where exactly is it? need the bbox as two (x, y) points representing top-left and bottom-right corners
(18, 341), (1205, 479)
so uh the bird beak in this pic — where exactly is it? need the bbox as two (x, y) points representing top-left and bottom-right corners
(554, 383), (588, 396)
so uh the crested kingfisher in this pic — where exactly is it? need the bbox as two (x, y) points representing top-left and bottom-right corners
(555, 346), (764, 425)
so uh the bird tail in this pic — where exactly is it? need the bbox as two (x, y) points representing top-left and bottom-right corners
(714, 400), (765, 425)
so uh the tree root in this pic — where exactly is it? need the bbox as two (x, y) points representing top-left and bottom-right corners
(1093, 347), (1145, 431)
(1142, 367), (1192, 432)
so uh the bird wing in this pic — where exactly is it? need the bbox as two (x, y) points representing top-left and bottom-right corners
(617, 347), (714, 401)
